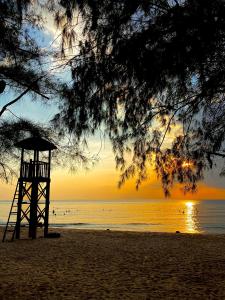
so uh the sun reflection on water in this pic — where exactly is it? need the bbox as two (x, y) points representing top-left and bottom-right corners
(185, 201), (199, 233)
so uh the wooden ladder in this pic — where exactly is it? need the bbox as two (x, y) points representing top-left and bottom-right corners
(2, 181), (20, 242)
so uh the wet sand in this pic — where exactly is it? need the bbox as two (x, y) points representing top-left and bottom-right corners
(1, 228), (225, 299)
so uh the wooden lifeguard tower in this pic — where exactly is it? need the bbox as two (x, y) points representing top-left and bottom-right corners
(2, 137), (57, 242)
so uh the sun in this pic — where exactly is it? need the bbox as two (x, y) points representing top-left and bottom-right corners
(186, 201), (193, 208)
(182, 161), (193, 168)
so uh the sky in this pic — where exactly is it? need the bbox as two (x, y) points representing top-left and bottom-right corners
(1, 6), (225, 201)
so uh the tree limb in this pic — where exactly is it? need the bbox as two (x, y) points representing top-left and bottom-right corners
(0, 87), (30, 117)
(0, 69), (50, 100)
(207, 152), (225, 158)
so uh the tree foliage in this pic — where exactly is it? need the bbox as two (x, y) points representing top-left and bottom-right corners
(0, 0), (98, 182)
(0, 0), (67, 181)
(0, 0), (54, 181)
(2, 0), (225, 195)
(52, 0), (225, 195)
(0, 0), (60, 98)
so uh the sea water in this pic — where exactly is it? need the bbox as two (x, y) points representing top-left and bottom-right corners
(1, 199), (225, 234)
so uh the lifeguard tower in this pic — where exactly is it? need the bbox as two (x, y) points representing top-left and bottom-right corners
(2, 137), (57, 242)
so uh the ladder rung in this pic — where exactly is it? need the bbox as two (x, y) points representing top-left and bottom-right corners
(2, 180), (27, 243)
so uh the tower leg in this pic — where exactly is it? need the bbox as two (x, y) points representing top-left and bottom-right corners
(29, 180), (38, 239)
(44, 181), (50, 237)
(16, 180), (23, 239)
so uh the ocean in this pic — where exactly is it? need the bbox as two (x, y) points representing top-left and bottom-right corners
(1, 199), (225, 234)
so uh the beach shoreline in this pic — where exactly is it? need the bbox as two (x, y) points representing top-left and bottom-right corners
(2, 199), (225, 234)
(1, 228), (225, 299)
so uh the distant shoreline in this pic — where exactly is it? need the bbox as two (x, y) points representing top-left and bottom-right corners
(0, 224), (214, 234)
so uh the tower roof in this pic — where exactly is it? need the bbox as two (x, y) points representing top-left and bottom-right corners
(15, 137), (57, 151)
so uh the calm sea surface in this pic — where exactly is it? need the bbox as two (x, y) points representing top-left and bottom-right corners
(1, 199), (225, 234)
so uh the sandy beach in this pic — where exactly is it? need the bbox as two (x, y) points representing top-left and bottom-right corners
(1, 229), (225, 299)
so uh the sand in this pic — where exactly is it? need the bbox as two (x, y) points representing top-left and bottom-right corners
(1, 228), (225, 299)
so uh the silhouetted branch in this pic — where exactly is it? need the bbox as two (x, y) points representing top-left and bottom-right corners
(207, 152), (225, 158)
(0, 88), (30, 117)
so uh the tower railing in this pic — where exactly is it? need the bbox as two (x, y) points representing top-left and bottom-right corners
(20, 161), (49, 179)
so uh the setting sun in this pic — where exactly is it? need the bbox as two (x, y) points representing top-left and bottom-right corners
(186, 201), (194, 208)
(182, 161), (193, 168)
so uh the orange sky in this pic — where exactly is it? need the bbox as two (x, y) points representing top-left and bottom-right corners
(50, 167), (225, 201)
(1, 103), (224, 201)
(1, 147), (225, 201)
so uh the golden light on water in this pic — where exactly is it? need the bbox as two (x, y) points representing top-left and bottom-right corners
(185, 201), (198, 233)
(186, 201), (193, 208)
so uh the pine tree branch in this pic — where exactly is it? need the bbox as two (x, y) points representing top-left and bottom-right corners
(207, 152), (225, 158)
(0, 87), (30, 117)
